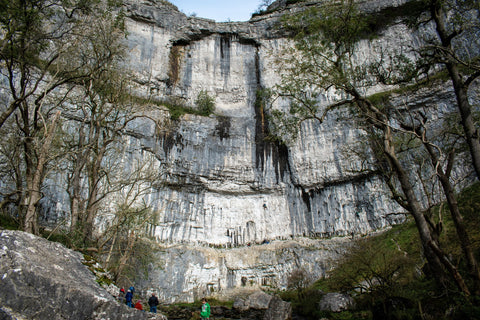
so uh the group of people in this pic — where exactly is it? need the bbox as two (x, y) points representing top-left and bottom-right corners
(117, 286), (159, 313)
(117, 287), (211, 319)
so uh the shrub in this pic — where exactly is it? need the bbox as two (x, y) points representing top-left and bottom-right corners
(0, 212), (20, 230)
(195, 90), (215, 116)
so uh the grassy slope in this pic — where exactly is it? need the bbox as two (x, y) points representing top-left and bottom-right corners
(281, 182), (480, 319)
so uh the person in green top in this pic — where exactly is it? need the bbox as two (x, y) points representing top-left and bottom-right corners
(200, 298), (211, 319)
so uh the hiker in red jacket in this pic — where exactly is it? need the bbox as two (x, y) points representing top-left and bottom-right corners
(134, 300), (143, 311)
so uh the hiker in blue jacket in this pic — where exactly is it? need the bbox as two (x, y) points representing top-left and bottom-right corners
(125, 289), (133, 307)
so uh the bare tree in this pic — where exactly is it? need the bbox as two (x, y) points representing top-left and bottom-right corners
(0, 0), (104, 129)
(422, 0), (480, 180)
(65, 71), (136, 244)
(398, 110), (480, 294)
(287, 268), (314, 302)
(271, 0), (476, 295)
(0, 0), (126, 234)
(96, 155), (163, 282)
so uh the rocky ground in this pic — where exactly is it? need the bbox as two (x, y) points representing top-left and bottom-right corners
(0, 230), (166, 320)
(0, 230), (291, 320)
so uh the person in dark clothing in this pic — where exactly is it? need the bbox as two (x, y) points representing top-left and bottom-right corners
(125, 289), (133, 307)
(148, 292), (159, 313)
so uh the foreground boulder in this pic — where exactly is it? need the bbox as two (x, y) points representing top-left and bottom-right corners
(231, 291), (291, 320)
(318, 292), (355, 313)
(0, 230), (165, 320)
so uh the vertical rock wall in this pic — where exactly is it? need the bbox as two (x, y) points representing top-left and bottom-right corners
(119, 1), (409, 247)
(29, 0), (467, 302)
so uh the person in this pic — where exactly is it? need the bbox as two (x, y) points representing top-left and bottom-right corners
(125, 289), (133, 308)
(148, 292), (159, 313)
(134, 300), (143, 311)
(200, 298), (211, 319)
(117, 288), (125, 302)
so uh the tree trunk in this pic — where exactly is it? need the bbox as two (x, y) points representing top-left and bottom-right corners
(0, 101), (20, 130)
(425, 143), (480, 294)
(382, 124), (472, 295)
(381, 126), (449, 286)
(69, 126), (88, 234)
(429, 240), (471, 296)
(446, 64), (480, 180)
(430, 0), (480, 180)
(23, 183), (42, 235)
(104, 231), (118, 269)
(24, 111), (61, 234)
(115, 230), (137, 282)
(82, 135), (107, 244)
(356, 96), (471, 293)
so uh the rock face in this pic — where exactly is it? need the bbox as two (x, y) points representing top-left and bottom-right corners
(0, 230), (165, 320)
(232, 291), (292, 320)
(263, 295), (292, 320)
(101, 0), (411, 247)
(111, 0), (478, 302)
(5, 0), (477, 305)
(137, 236), (353, 303)
(105, 0), (476, 248)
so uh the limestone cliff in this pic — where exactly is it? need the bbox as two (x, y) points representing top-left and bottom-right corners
(138, 236), (353, 303)
(21, 0), (476, 303)
(102, 0), (414, 247)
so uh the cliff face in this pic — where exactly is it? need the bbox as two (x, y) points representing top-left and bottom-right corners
(140, 237), (353, 303)
(79, 0), (408, 301)
(115, 0), (412, 247)
(29, 0), (474, 302)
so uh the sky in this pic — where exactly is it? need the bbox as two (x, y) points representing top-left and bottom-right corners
(169, 0), (264, 22)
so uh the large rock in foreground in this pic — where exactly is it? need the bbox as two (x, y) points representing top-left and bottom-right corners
(232, 291), (291, 320)
(0, 230), (162, 320)
(318, 292), (355, 313)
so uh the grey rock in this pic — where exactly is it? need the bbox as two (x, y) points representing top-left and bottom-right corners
(263, 295), (292, 320)
(138, 238), (352, 303)
(0, 230), (166, 320)
(1, 0), (478, 305)
(233, 291), (272, 311)
(318, 292), (355, 313)
(232, 291), (291, 319)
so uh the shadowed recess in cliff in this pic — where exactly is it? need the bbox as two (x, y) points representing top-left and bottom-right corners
(300, 171), (380, 210)
(160, 130), (184, 155)
(217, 34), (231, 79)
(301, 188), (312, 213)
(167, 44), (184, 88)
(215, 116), (231, 140)
(253, 97), (290, 182)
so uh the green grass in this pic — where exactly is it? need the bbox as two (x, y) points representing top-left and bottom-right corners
(284, 182), (480, 320)
(367, 69), (451, 107)
(0, 213), (21, 230)
(131, 95), (214, 120)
